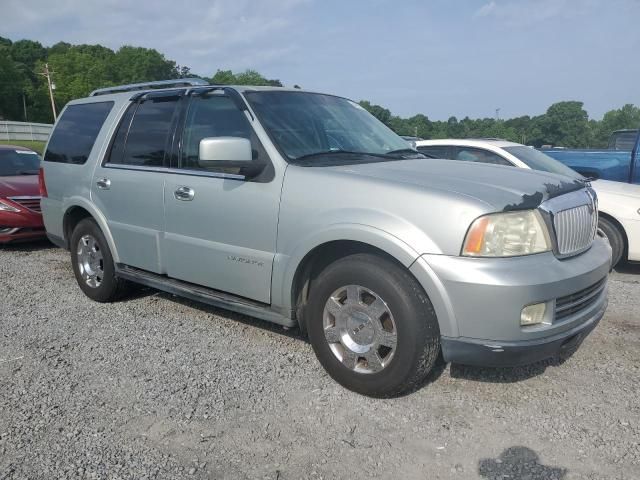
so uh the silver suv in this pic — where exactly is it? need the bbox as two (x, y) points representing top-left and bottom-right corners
(40, 79), (611, 397)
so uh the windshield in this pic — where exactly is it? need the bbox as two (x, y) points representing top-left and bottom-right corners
(0, 149), (41, 176)
(244, 91), (413, 163)
(504, 146), (583, 179)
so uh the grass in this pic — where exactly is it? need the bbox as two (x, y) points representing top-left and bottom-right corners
(0, 140), (47, 154)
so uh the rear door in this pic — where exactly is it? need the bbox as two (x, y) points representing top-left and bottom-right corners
(92, 92), (182, 273)
(161, 91), (281, 303)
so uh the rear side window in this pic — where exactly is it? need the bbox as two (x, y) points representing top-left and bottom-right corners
(454, 147), (512, 166)
(44, 102), (113, 164)
(107, 97), (179, 167)
(416, 145), (452, 159)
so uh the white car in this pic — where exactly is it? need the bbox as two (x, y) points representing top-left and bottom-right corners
(415, 138), (640, 267)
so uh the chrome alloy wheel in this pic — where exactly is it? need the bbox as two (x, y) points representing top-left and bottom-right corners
(77, 234), (104, 288)
(322, 285), (398, 374)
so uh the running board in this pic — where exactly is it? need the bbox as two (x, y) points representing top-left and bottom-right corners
(115, 264), (295, 328)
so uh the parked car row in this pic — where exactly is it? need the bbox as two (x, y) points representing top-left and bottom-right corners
(30, 79), (612, 397)
(415, 139), (640, 267)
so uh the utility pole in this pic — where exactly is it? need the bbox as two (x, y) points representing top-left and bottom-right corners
(495, 108), (501, 121)
(22, 92), (28, 121)
(39, 63), (57, 122)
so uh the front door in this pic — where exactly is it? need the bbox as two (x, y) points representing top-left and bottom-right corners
(162, 92), (282, 303)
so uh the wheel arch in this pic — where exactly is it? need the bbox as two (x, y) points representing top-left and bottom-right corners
(62, 198), (120, 262)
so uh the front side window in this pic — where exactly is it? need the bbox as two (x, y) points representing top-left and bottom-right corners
(0, 149), (41, 176)
(44, 102), (113, 164)
(454, 147), (512, 166)
(180, 94), (253, 170)
(107, 96), (179, 167)
(244, 91), (412, 163)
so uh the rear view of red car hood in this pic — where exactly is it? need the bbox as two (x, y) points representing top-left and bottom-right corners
(0, 175), (40, 197)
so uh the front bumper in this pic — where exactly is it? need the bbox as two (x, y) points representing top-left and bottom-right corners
(440, 297), (606, 366)
(0, 207), (45, 244)
(0, 227), (46, 244)
(410, 236), (611, 367)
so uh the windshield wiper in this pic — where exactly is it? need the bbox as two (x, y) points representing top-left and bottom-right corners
(293, 150), (388, 162)
(383, 148), (426, 158)
(16, 170), (39, 175)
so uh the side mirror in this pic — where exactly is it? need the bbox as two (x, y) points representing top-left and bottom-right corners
(198, 137), (265, 178)
(199, 137), (252, 164)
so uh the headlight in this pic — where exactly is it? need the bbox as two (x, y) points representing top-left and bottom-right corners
(462, 210), (551, 257)
(0, 199), (20, 212)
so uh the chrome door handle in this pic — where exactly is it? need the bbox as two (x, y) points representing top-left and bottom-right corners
(96, 178), (111, 190)
(174, 186), (195, 201)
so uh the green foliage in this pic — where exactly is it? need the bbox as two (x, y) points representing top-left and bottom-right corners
(592, 104), (640, 147)
(0, 36), (637, 149)
(209, 69), (282, 87)
(0, 46), (27, 121)
(358, 99), (639, 148)
(0, 39), (185, 123)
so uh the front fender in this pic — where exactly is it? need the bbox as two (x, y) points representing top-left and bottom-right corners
(272, 221), (432, 316)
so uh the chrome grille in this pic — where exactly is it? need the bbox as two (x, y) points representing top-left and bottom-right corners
(9, 196), (42, 213)
(553, 201), (598, 256)
(555, 277), (607, 321)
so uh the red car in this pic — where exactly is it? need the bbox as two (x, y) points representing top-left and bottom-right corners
(0, 145), (46, 243)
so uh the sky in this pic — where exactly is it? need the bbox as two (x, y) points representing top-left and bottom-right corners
(2, 0), (639, 120)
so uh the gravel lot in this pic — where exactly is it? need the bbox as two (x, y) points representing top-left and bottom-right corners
(1, 241), (639, 480)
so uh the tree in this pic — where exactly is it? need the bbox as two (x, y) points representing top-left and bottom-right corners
(0, 47), (26, 120)
(359, 100), (392, 126)
(209, 69), (282, 86)
(111, 46), (180, 84)
(538, 101), (591, 148)
(592, 104), (640, 147)
(10, 40), (46, 70)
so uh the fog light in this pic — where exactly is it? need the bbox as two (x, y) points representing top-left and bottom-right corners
(521, 303), (546, 326)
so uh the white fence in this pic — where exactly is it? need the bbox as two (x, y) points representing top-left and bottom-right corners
(0, 121), (53, 143)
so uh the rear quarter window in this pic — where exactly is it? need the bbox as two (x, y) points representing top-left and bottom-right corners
(44, 101), (114, 164)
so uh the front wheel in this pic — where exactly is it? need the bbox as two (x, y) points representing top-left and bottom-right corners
(598, 217), (625, 268)
(306, 253), (441, 397)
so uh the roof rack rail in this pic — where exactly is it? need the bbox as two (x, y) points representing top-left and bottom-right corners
(89, 78), (210, 97)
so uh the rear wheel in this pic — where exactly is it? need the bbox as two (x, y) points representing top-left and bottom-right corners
(70, 218), (128, 302)
(306, 253), (440, 397)
(598, 217), (625, 268)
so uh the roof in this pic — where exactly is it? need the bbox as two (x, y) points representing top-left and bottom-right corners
(415, 138), (524, 149)
(70, 83), (318, 108)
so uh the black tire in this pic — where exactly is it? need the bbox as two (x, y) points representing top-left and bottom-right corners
(598, 217), (625, 268)
(70, 218), (129, 302)
(306, 253), (440, 398)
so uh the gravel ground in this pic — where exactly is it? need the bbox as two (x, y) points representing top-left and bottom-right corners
(1, 241), (639, 480)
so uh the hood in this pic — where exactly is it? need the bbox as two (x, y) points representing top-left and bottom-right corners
(326, 158), (586, 211)
(592, 179), (640, 198)
(0, 175), (40, 197)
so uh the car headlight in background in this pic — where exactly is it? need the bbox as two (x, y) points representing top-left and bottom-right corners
(0, 199), (20, 212)
(462, 210), (551, 257)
